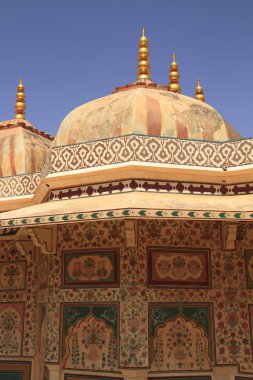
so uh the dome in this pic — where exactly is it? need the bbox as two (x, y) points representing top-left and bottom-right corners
(54, 87), (241, 147)
(0, 118), (52, 177)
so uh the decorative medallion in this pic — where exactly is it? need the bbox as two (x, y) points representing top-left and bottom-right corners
(148, 248), (211, 288)
(62, 250), (119, 287)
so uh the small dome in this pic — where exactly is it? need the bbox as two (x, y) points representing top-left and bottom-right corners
(0, 119), (53, 177)
(54, 87), (241, 147)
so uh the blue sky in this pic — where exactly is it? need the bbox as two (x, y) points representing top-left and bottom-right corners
(0, 0), (252, 137)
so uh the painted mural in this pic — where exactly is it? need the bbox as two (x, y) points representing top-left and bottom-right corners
(0, 240), (36, 358)
(148, 248), (210, 287)
(62, 304), (118, 370)
(0, 261), (26, 290)
(1, 219), (253, 377)
(62, 250), (119, 287)
(0, 302), (24, 356)
(150, 304), (213, 370)
(39, 220), (253, 373)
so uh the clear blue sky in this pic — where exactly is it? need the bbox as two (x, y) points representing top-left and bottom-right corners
(0, 0), (252, 138)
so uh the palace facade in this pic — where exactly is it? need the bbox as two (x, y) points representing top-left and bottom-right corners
(0, 29), (252, 380)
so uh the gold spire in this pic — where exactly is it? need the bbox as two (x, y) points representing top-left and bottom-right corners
(137, 27), (151, 80)
(195, 79), (205, 102)
(15, 77), (26, 119)
(169, 53), (181, 93)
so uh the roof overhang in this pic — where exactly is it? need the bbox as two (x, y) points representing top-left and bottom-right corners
(0, 192), (253, 228)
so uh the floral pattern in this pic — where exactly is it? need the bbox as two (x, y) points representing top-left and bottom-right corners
(62, 304), (118, 370)
(1, 219), (253, 375)
(0, 261), (26, 290)
(0, 303), (24, 355)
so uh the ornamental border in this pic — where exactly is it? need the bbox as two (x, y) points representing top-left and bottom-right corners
(0, 172), (41, 198)
(45, 179), (253, 202)
(1, 135), (253, 199)
(1, 208), (253, 228)
(44, 135), (253, 175)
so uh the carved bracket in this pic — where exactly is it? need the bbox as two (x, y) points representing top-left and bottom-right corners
(27, 226), (57, 255)
(124, 220), (137, 247)
(0, 225), (57, 258)
(222, 222), (238, 250)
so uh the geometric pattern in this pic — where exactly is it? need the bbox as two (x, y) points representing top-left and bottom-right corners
(2, 207), (253, 228)
(0, 173), (40, 198)
(46, 179), (253, 202)
(45, 135), (253, 175)
(1, 135), (252, 199)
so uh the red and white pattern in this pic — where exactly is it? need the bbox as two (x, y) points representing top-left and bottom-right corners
(45, 136), (253, 175)
(0, 173), (40, 198)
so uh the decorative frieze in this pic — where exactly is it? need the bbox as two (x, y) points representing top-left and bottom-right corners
(45, 179), (253, 203)
(45, 135), (253, 175)
(0, 172), (40, 198)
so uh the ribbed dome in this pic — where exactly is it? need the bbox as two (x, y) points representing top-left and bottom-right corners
(54, 87), (241, 147)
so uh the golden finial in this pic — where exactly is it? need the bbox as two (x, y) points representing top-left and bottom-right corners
(137, 27), (151, 80)
(195, 79), (205, 102)
(15, 76), (26, 119)
(169, 53), (181, 93)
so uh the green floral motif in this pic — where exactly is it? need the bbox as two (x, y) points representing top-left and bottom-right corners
(63, 304), (118, 337)
(150, 304), (211, 339)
